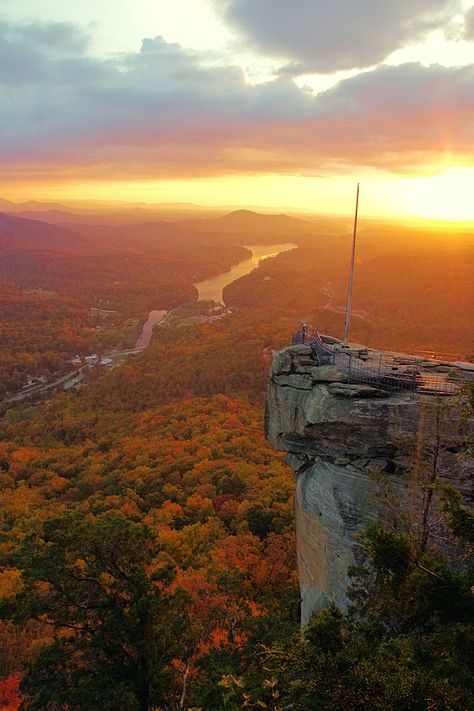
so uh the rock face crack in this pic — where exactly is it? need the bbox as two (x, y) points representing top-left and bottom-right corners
(266, 345), (474, 625)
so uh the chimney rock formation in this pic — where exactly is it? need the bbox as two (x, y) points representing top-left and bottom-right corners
(265, 342), (473, 625)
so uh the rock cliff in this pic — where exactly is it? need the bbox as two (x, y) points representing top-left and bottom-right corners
(265, 341), (473, 625)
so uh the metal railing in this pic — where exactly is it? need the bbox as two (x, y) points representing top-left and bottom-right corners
(291, 326), (462, 396)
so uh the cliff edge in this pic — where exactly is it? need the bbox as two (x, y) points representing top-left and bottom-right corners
(265, 341), (473, 625)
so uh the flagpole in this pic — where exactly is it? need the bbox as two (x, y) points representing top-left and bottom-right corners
(343, 183), (360, 348)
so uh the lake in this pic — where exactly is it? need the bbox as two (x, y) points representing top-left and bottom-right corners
(135, 243), (296, 348)
(193, 243), (296, 304)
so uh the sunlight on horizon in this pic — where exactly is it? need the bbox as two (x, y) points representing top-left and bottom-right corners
(3, 166), (474, 225)
(381, 167), (474, 222)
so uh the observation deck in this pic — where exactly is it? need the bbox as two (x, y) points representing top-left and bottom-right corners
(292, 326), (473, 396)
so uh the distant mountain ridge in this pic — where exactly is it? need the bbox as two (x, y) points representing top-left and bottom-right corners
(0, 207), (322, 252)
(0, 198), (71, 213)
(0, 197), (227, 222)
(180, 209), (317, 235)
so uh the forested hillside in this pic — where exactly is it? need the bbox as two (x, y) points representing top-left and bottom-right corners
(224, 239), (474, 357)
(0, 213), (250, 394)
(3, 0), (474, 701)
(0, 312), (299, 709)
(0, 209), (472, 709)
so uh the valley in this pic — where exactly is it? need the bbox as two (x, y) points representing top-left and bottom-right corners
(2, 3), (474, 706)
(0, 200), (472, 710)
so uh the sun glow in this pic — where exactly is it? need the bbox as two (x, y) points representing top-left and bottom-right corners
(3, 167), (474, 224)
(374, 167), (474, 222)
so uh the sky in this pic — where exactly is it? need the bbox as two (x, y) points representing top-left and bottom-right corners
(1, 0), (474, 219)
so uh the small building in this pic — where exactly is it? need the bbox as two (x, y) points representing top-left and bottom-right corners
(100, 357), (113, 367)
(85, 354), (99, 365)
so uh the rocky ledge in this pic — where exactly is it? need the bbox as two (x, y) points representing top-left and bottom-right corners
(265, 342), (473, 625)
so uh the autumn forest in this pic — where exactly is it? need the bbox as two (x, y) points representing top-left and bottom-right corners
(0, 203), (473, 710)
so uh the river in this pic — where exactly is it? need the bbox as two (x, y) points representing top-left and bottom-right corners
(136, 242), (296, 348)
(135, 310), (167, 349)
(193, 242), (296, 304)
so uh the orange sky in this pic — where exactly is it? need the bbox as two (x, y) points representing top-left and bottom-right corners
(1, 1), (474, 220)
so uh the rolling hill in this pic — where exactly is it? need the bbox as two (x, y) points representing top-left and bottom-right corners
(0, 213), (86, 252)
(179, 208), (318, 236)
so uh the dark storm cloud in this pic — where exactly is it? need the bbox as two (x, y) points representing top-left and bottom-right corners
(0, 20), (473, 179)
(219, 0), (462, 72)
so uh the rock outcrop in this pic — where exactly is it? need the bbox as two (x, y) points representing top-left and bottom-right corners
(265, 342), (473, 625)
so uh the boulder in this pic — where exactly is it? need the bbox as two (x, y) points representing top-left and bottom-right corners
(453, 361), (474, 372)
(310, 365), (346, 383)
(327, 383), (390, 398)
(273, 374), (313, 391)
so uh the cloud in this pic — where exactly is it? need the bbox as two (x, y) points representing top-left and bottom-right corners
(0, 19), (101, 84)
(0, 20), (473, 182)
(309, 62), (474, 171)
(219, 0), (462, 72)
(464, 5), (474, 39)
